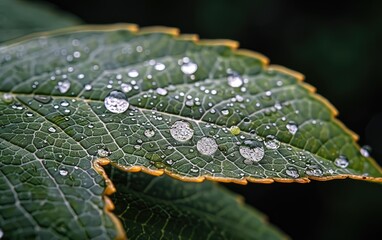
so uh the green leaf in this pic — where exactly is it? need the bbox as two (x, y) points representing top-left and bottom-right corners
(109, 168), (286, 240)
(0, 0), (81, 42)
(1, 25), (382, 238)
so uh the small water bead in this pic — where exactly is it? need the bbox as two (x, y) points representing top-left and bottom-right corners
(227, 72), (244, 88)
(286, 122), (298, 135)
(360, 145), (371, 157)
(84, 84), (92, 91)
(154, 62), (166, 71)
(190, 167), (199, 173)
(221, 109), (230, 116)
(264, 135), (280, 150)
(144, 129), (155, 138)
(104, 90), (129, 114)
(25, 112), (34, 117)
(286, 166), (300, 178)
(265, 91), (272, 97)
(180, 57), (198, 75)
(98, 148), (111, 157)
(239, 141), (265, 163)
(305, 165), (323, 177)
(3, 93), (13, 103)
(59, 168), (68, 176)
(128, 69), (139, 78)
(57, 80), (71, 93)
(60, 101), (70, 108)
(196, 137), (218, 156)
(156, 88), (168, 96)
(121, 83), (133, 93)
(334, 155), (349, 168)
(34, 95), (52, 104)
(230, 126), (241, 136)
(170, 120), (194, 142)
(88, 124), (94, 129)
(48, 127), (56, 133)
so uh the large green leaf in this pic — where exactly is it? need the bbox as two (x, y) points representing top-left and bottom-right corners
(0, 25), (381, 238)
(109, 168), (285, 240)
(0, 0), (81, 42)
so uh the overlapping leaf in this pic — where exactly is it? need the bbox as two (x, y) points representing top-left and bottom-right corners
(109, 168), (285, 240)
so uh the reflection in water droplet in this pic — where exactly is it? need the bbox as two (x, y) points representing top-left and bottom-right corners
(121, 83), (133, 93)
(34, 95), (52, 104)
(128, 69), (139, 78)
(156, 88), (168, 96)
(180, 57), (198, 75)
(305, 165), (323, 176)
(227, 72), (243, 88)
(170, 120), (194, 142)
(286, 122), (298, 135)
(57, 80), (71, 93)
(144, 129), (155, 138)
(59, 168), (68, 176)
(286, 166), (299, 178)
(230, 126), (241, 135)
(264, 135), (280, 149)
(239, 141), (264, 163)
(196, 137), (218, 156)
(104, 90), (129, 114)
(334, 155), (349, 168)
(360, 145), (371, 157)
(48, 127), (56, 133)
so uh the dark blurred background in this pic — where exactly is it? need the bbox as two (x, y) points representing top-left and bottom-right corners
(32, 0), (382, 239)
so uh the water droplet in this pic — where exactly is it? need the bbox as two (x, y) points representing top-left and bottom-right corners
(59, 168), (68, 176)
(0, 228), (3, 239)
(121, 83), (132, 93)
(97, 148), (111, 157)
(154, 62), (166, 71)
(25, 112), (34, 117)
(156, 88), (168, 96)
(264, 135), (280, 149)
(286, 122), (298, 135)
(170, 120), (194, 142)
(2, 93), (13, 103)
(84, 84), (92, 91)
(88, 124), (94, 129)
(196, 137), (218, 156)
(360, 145), (371, 157)
(60, 100), (69, 107)
(230, 126), (241, 135)
(180, 57), (198, 75)
(305, 165), (323, 176)
(57, 80), (71, 93)
(48, 127), (56, 133)
(190, 167), (199, 173)
(286, 166), (299, 178)
(227, 72), (243, 88)
(104, 90), (129, 114)
(221, 109), (230, 116)
(144, 129), (155, 138)
(239, 141), (264, 163)
(334, 155), (349, 168)
(34, 95), (52, 104)
(128, 69), (139, 78)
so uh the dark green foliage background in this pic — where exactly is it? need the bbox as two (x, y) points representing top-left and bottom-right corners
(25, 1), (382, 239)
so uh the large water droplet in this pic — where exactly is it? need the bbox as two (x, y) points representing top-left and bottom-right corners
(104, 90), (129, 113)
(128, 69), (139, 78)
(84, 84), (92, 91)
(144, 129), (155, 138)
(180, 57), (198, 75)
(239, 141), (264, 163)
(286, 166), (300, 178)
(170, 120), (194, 142)
(154, 62), (166, 71)
(97, 148), (111, 157)
(334, 155), (349, 168)
(60, 100), (69, 107)
(196, 137), (218, 156)
(227, 72), (243, 88)
(57, 80), (71, 93)
(156, 88), (168, 96)
(221, 109), (230, 116)
(286, 122), (298, 135)
(305, 165), (323, 176)
(48, 127), (56, 133)
(264, 135), (280, 149)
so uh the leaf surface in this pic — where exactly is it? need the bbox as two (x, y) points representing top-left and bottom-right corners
(109, 168), (286, 240)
